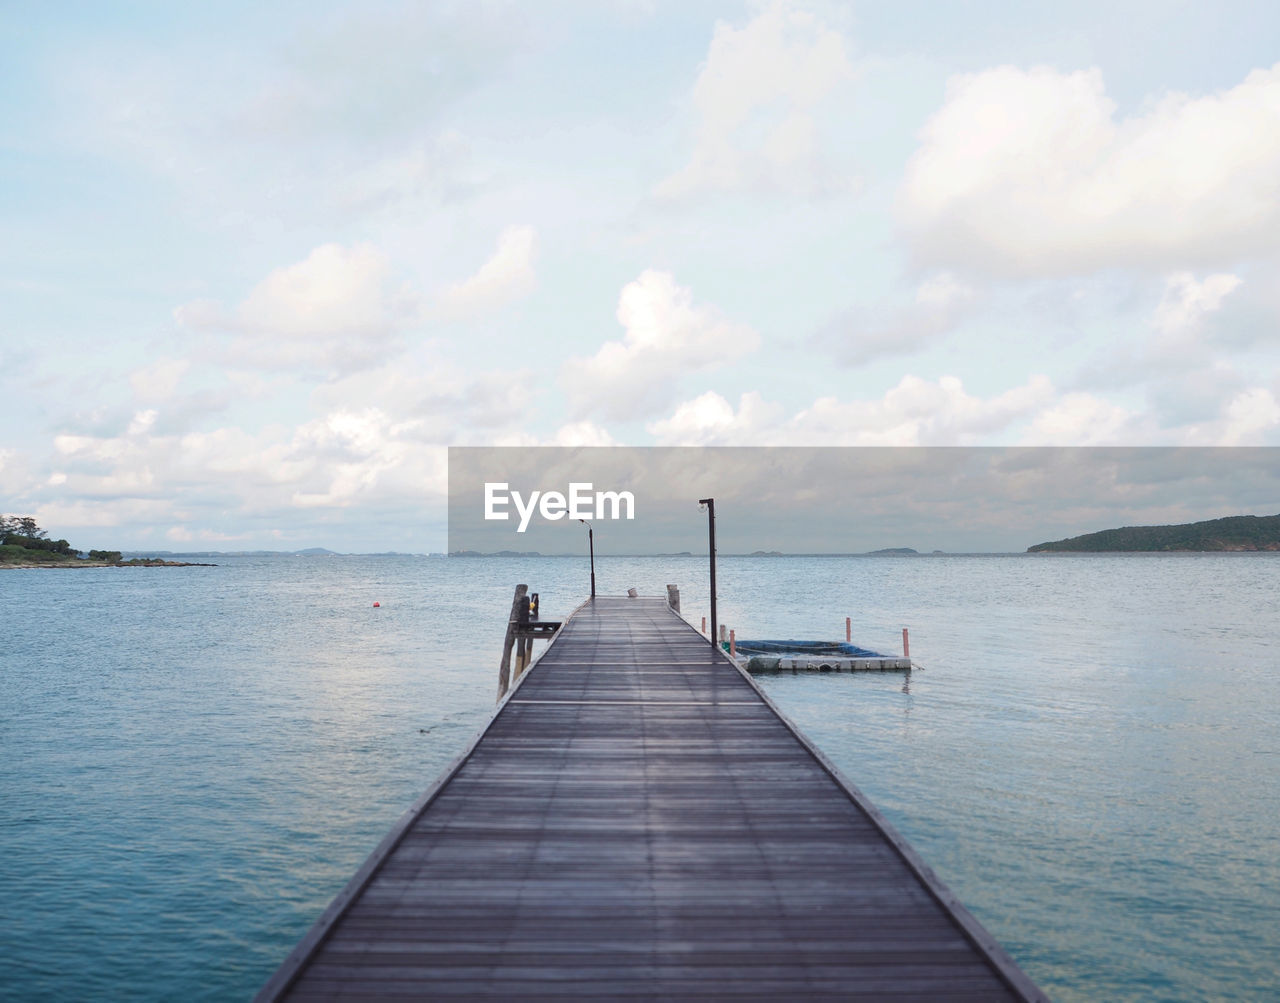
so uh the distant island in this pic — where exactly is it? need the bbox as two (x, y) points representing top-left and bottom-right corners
(126, 547), (342, 557)
(1, 515), (215, 568)
(1029, 513), (1280, 552)
(867, 547), (918, 555)
(449, 550), (545, 557)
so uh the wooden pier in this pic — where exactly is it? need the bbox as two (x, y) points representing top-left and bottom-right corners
(258, 595), (1045, 1001)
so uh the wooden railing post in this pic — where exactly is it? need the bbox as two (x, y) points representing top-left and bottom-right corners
(497, 584), (528, 701)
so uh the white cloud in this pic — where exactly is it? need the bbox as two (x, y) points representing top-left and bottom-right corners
(1220, 388), (1280, 444)
(562, 270), (760, 419)
(1183, 387), (1280, 445)
(652, 374), (1280, 449)
(1152, 271), (1244, 336)
(552, 421), (617, 447)
(175, 243), (417, 372)
(656, 1), (854, 200)
(239, 243), (405, 336)
(647, 391), (781, 445)
(60, 6), (528, 225)
(130, 358), (190, 402)
(127, 409), (158, 436)
(0, 447), (33, 499)
(1023, 393), (1142, 445)
(39, 404), (450, 526)
(336, 131), (485, 213)
(223, 243), (407, 337)
(818, 272), (977, 365)
(164, 525), (246, 543)
(650, 375), (1054, 446)
(289, 408), (420, 508)
(900, 63), (1280, 275)
(1069, 271), (1250, 395)
(787, 374), (1055, 444)
(311, 361), (536, 439)
(439, 225), (537, 318)
(642, 373), (1279, 448)
(34, 499), (176, 530)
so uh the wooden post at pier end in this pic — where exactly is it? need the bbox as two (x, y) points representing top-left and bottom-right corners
(514, 593), (532, 677)
(903, 627), (910, 658)
(846, 616), (852, 643)
(666, 584), (680, 612)
(497, 584), (528, 701)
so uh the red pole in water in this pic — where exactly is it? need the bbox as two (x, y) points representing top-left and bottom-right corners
(701, 616), (707, 633)
(730, 629), (736, 658)
(902, 627), (910, 658)
(846, 616), (851, 643)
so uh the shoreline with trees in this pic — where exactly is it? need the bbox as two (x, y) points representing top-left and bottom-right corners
(1028, 513), (1280, 552)
(1, 515), (214, 568)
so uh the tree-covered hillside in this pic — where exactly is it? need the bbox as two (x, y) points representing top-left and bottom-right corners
(1028, 514), (1280, 552)
(1, 515), (205, 567)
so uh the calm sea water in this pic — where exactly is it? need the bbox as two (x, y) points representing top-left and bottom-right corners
(2, 554), (1278, 1001)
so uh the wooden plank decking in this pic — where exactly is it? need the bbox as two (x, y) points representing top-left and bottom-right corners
(259, 596), (1045, 1001)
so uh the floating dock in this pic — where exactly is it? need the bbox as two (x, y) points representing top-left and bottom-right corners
(742, 653), (913, 673)
(258, 595), (1044, 1001)
(731, 640), (912, 674)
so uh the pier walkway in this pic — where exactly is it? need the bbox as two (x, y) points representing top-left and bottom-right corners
(259, 596), (1044, 1000)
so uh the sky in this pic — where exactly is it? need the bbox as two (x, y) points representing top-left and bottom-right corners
(2, 1), (1279, 552)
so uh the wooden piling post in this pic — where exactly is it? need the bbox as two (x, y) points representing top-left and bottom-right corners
(497, 584), (528, 701)
(514, 635), (528, 679)
(719, 624), (727, 645)
(514, 593), (533, 678)
(730, 629), (736, 658)
(902, 627), (910, 658)
(846, 617), (851, 643)
(666, 584), (680, 612)
(701, 616), (707, 634)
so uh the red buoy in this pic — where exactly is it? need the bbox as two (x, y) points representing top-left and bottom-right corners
(373, 601), (381, 607)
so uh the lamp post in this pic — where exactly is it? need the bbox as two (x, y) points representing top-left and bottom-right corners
(579, 519), (596, 599)
(698, 498), (716, 647)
